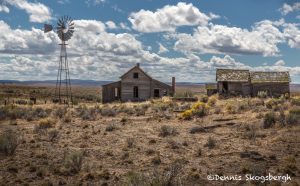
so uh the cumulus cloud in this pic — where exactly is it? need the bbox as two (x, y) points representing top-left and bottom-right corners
(105, 21), (117, 29)
(280, 2), (300, 15)
(5, 0), (52, 23)
(173, 20), (285, 57)
(283, 23), (300, 49)
(129, 2), (215, 33)
(0, 4), (9, 13)
(274, 59), (286, 66)
(158, 43), (169, 54)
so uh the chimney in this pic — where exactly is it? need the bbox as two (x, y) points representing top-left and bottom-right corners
(136, 63), (140, 68)
(172, 77), (175, 95)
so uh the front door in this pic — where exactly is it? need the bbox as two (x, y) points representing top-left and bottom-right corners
(154, 89), (160, 98)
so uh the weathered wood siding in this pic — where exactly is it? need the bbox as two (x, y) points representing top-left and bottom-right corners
(151, 80), (173, 97)
(252, 82), (290, 97)
(121, 68), (152, 102)
(102, 81), (121, 103)
(218, 82), (251, 96)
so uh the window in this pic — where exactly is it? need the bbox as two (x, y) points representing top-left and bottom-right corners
(133, 72), (139, 79)
(114, 88), (118, 98)
(133, 86), (139, 98)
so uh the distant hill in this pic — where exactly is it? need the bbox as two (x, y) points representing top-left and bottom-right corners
(0, 79), (113, 87)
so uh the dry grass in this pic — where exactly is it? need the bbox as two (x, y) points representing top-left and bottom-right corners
(0, 87), (299, 185)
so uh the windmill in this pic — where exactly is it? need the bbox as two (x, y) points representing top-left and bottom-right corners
(44, 16), (75, 105)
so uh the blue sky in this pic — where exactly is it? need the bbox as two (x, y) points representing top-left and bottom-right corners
(0, 0), (300, 83)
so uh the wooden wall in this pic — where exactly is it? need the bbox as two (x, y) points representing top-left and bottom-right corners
(121, 68), (152, 102)
(252, 82), (290, 97)
(218, 82), (251, 96)
(102, 81), (121, 103)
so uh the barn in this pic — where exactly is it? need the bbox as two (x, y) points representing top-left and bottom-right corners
(102, 63), (175, 103)
(214, 69), (290, 97)
(250, 71), (290, 97)
(216, 69), (251, 96)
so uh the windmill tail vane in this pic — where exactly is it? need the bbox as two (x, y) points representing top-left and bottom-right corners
(44, 16), (75, 105)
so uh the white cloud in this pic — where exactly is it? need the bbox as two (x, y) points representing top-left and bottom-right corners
(129, 2), (214, 33)
(0, 4), (9, 13)
(85, 0), (105, 6)
(173, 20), (285, 57)
(158, 43), (169, 54)
(105, 21), (117, 29)
(283, 23), (300, 49)
(74, 20), (106, 33)
(5, 0), (52, 23)
(274, 59), (286, 66)
(57, 0), (70, 4)
(280, 3), (300, 15)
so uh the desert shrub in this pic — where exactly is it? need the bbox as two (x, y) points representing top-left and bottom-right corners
(278, 109), (286, 126)
(290, 97), (300, 106)
(243, 124), (257, 141)
(135, 106), (146, 116)
(180, 109), (193, 120)
(285, 106), (300, 125)
(286, 113), (298, 125)
(263, 112), (276, 129)
(199, 95), (208, 103)
(101, 107), (117, 117)
(159, 125), (178, 137)
(225, 103), (237, 114)
(0, 129), (18, 156)
(250, 98), (265, 107)
(64, 112), (72, 123)
(126, 138), (134, 148)
(63, 150), (84, 174)
(180, 102), (209, 120)
(152, 102), (169, 112)
(289, 106), (300, 115)
(53, 106), (67, 119)
(282, 155), (297, 175)
(48, 129), (59, 142)
(126, 160), (184, 186)
(265, 98), (284, 110)
(257, 91), (268, 98)
(207, 95), (217, 106)
(196, 148), (202, 157)
(191, 102), (209, 117)
(38, 118), (56, 129)
(204, 136), (216, 149)
(237, 100), (249, 112)
(105, 123), (117, 132)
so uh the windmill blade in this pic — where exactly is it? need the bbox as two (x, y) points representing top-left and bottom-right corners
(44, 24), (53, 33)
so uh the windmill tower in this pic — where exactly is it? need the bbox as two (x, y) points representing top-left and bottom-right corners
(44, 16), (75, 104)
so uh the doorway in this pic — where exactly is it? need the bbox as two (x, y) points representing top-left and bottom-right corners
(154, 89), (160, 98)
(222, 82), (228, 93)
(133, 86), (139, 98)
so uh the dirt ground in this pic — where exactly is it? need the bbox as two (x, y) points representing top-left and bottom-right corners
(0, 94), (299, 186)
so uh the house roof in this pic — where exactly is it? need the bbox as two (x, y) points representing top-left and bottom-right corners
(102, 80), (121, 87)
(120, 64), (152, 80)
(250, 71), (290, 83)
(216, 69), (250, 82)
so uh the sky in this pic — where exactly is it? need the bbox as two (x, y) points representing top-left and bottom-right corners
(0, 0), (300, 83)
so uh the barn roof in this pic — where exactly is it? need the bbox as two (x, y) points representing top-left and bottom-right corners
(250, 71), (290, 83)
(216, 69), (250, 82)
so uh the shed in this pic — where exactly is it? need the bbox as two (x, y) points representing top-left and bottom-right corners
(250, 71), (290, 97)
(216, 69), (251, 96)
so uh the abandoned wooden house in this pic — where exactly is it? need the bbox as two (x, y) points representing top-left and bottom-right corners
(214, 69), (290, 97)
(102, 63), (175, 103)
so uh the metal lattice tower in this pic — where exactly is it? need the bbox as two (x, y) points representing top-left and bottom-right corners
(44, 16), (75, 104)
